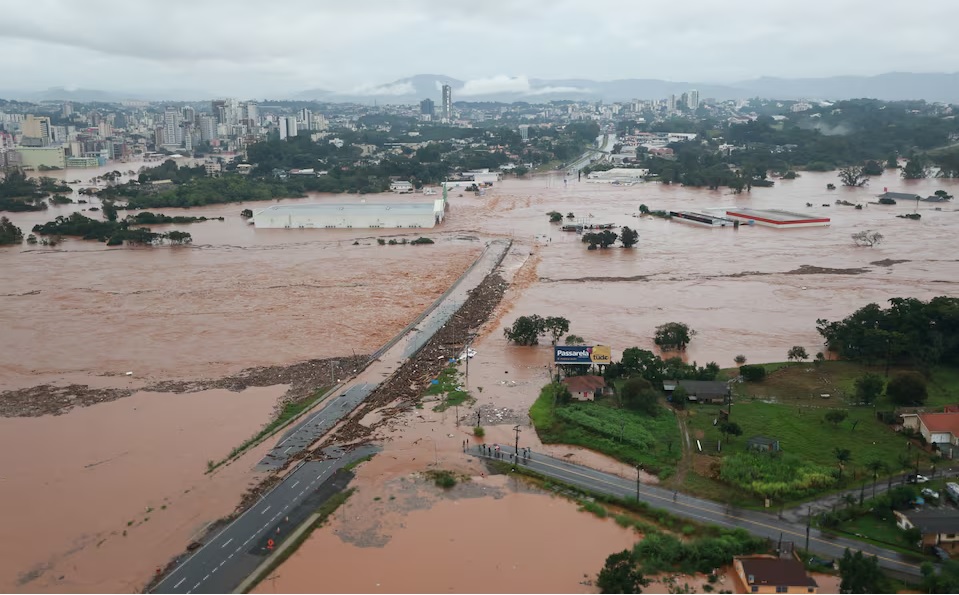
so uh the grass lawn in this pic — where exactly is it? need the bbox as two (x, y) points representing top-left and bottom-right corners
(426, 364), (473, 412)
(688, 401), (916, 474)
(723, 360), (959, 410)
(529, 383), (682, 478)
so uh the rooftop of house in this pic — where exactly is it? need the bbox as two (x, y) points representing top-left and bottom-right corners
(561, 375), (606, 393)
(878, 191), (921, 200)
(736, 557), (818, 588)
(919, 412), (959, 436)
(898, 508), (959, 534)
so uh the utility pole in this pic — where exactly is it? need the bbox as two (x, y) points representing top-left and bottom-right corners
(805, 507), (811, 553)
(464, 339), (470, 390)
(513, 425), (521, 463)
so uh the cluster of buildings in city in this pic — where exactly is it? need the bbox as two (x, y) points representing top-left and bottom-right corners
(0, 83), (848, 175)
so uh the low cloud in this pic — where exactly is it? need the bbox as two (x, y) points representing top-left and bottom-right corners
(348, 81), (415, 96)
(457, 75), (588, 97)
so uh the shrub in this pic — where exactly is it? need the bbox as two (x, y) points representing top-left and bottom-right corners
(410, 237), (434, 245)
(739, 365), (766, 382)
(473, 426), (485, 438)
(377, 238), (386, 245)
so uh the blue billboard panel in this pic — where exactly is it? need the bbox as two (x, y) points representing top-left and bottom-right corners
(554, 345), (611, 364)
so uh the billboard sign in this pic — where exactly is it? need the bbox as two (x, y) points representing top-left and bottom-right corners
(554, 345), (611, 365)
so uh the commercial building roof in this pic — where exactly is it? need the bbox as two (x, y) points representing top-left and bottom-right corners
(725, 208), (829, 223)
(562, 375), (607, 394)
(736, 557), (818, 588)
(253, 202), (439, 217)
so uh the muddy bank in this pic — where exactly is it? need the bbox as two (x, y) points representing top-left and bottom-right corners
(0, 355), (368, 418)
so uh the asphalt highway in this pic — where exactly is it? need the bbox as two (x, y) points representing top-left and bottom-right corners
(256, 383), (376, 471)
(472, 445), (925, 578)
(154, 445), (377, 594)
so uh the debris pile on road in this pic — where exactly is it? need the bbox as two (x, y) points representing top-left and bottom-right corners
(320, 272), (509, 447)
(0, 384), (135, 417)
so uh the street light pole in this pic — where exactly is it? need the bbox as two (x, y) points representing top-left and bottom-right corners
(513, 425), (521, 463)
(805, 506), (811, 552)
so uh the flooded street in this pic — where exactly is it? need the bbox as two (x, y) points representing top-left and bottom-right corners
(253, 475), (638, 594)
(2, 162), (957, 591)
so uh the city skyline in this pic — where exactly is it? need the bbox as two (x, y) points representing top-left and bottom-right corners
(2, 0), (959, 98)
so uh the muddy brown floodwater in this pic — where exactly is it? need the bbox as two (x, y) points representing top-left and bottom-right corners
(2, 163), (957, 592)
(253, 475), (638, 594)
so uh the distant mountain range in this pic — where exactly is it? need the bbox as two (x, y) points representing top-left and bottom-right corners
(6, 72), (959, 104)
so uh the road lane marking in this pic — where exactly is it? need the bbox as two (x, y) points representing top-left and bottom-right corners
(193, 582), (200, 589)
(291, 481), (300, 488)
(211, 567), (217, 574)
(204, 573), (210, 581)
(220, 560), (226, 567)
(228, 553), (234, 559)
(174, 578), (186, 588)
(221, 538), (232, 548)
(261, 505), (271, 514)
(283, 446), (293, 454)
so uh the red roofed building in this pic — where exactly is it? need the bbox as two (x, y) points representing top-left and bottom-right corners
(561, 375), (608, 401)
(916, 413), (959, 447)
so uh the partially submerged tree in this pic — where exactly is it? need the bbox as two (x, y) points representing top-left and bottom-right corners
(596, 549), (649, 594)
(838, 166), (869, 187)
(851, 230), (883, 247)
(620, 226), (639, 248)
(503, 315), (546, 346)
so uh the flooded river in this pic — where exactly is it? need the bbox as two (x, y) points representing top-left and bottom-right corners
(1, 162), (957, 591)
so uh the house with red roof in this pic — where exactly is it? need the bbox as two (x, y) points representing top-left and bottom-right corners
(902, 410), (959, 458)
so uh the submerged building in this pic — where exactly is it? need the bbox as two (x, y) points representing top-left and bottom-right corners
(252, 200), (447, 229)
(725, 208), (830, 228)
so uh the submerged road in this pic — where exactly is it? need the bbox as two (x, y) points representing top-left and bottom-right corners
(154, 239), (512, 593)
(472, 445), (925, 577)
(154, 445), (377, 594)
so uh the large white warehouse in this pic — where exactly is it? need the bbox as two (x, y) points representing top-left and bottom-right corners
(252, 200), (446, 229)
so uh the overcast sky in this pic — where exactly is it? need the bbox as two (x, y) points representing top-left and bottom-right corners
(3, 0), (958, 97)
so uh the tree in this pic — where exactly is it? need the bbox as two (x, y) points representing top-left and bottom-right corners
(839, 549), (892, 593)
(934, 189), (953, 200)
(620, 377), (660, 416)
(834, 448), (852, 479)
(101, 200), (118, 222)
(596, 549), (649, 594)
(639, 204), (650, 215)
(719, 421), (743, 441)
(886, 371), (928, 406)
(566, 212), (575, 220)
(920, 560), (959, 594)
(565, 334), (585, 345)
(901, 157), (929, 179)
(620, 226), (639, 248)
(240, 209), (253, 218)
(503, 315), (545, 346)
(739, 365), (766, 382)
(862, 160), (883, 176)
(734, 354), (747, 365)
(866, 460), (887, 497)
(838, 165), (869, 187)
(0, 216), (24, 245)
(671, 386), (688, 408)
(824, 410), (849, 427)
(855, 373), (885, 405)
(885, 155), (898, 169)
(654, 322), (695, 351)
(543, 316), (570, 345)
(851, 230), (883, 247)
(164, 231), (193, 245)
(598, 229), (618, 248)
(547, 211), (563, 223)
(787, 346), (808, 363)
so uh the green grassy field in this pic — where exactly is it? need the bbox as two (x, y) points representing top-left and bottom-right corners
(687, 401), (915, 471)
(530, 383), (682, 477)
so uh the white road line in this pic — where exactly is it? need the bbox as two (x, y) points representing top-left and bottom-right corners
(261, 505), (271, 514)
(283, 446), (293, 454)
(228, 553), (234, 559)
(211, 567), (217, 575)
(220, 560), (226, 567)
(204, 573), (210, 581)
(193, 582), (200, 590)
(221, 538), (233, 548)
(291, 481), (300, 488)
(174, 578), (186, 589)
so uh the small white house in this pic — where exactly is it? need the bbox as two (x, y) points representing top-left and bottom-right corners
(390, 180), (414, 193)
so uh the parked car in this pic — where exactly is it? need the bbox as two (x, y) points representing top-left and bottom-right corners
(908, 474), (930, 484)
(921, 488), (940, 500)
(931, 546), (951, 561)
